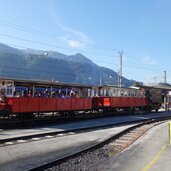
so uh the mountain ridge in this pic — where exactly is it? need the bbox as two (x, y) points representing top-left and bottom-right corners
(0, 43), (137, 86)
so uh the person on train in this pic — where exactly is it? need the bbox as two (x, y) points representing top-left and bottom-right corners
(70, 90), (75, 98)
(27, 90), (32, 97)
(13, 91), (20, 97)
(23, 90), (28, 97)
(61, 92), (66, 98)
(66, 92), (71, 98)
(42, 90), (49, 98)
(56, 91), (62, 98)
(74, 91), (80, 98)
(0, 90), (5, 102)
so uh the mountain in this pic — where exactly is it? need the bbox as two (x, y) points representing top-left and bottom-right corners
(0, 43), (24, 55)
(0, 43), (137, 86)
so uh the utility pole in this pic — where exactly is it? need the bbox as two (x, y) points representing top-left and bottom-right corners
(153, 76), (160, 84)
(100, 76), (102, 86)
(118, 51), (123, 87)
(164, 70), (167, 83)
(163, 70), (168, 112)
(154, 77), (157, 84)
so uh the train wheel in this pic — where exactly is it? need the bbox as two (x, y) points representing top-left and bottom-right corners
(68, 111), (76, 118)
(17, 113), (35, 120)
(155, 108), (159, 112)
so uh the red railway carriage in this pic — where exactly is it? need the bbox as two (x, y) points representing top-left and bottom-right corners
(0, 78), (166, 118)
(91, 86), (146, 111)
(7, 97), (92, 113)
(92, 97), (110, 109)
(110, 97), (146, 108)
(0, 78), (92, 117)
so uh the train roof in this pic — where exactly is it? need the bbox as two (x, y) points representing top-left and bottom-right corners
(2, 77), (171, 91)
(139, 85), (171, 91)
(0, 77), (92, 89)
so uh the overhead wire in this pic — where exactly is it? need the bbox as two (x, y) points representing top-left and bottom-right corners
(0, 44), (159, 81)
(0, 49), (118, 72)
(0, 57), (76, 79)
(0, 33), (118, 59)
(0, 66), (74, 80)
(0, 19), (118, 59)
(0, 19), (164, 72)
(0, 19), (56, 38)
(0, 19), (118, 52)
(0, 19), (165, 82)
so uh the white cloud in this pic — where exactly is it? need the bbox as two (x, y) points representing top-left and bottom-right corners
(58, 24), (91, 48)
(141, 56), (156, 65)
(50, 9), (91, 48)
(59, 36), (83, 48)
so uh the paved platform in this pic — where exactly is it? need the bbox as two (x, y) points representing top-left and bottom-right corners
(91, 120), (171, 171)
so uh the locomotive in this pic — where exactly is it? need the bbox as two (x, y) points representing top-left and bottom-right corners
(0, 78), (164, 119)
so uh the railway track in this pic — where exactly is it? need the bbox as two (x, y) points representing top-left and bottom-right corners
(0, 119), (150, 147)
(0, 110), (166, 130)
(1, 113), (170, 147)
(0, 109), (162, 130)
(27, 117), (168, 171)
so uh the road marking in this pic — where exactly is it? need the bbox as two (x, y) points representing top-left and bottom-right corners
(45, 135), (53, 138)
(141, 144), (168, 171)
(32, 137), (41, 140)
(4, 142), (14, 145)
(169, 122), (171, 144)
(17, 140), (26, 143)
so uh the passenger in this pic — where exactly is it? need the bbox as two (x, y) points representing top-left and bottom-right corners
(47, 92), (51, 98)
(13, 91), (19, 97)
(23, 90), (28, 97)
(70, 90), (75, 98)
(0, 90), (5, 102)
(27, 90), (32, 97)
(61, 92), (65, 98)
(52, 92), (56, 98)
(74, 91), (80, 98)
(38, 92), (43, 97)
(34, 92), (39, 97)
(66, 92), (71, 98)
(56, 91), (62, 98)
(43, 90), (49, 98)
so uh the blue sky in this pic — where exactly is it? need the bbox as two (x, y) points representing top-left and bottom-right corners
(0, 0), (171, 84)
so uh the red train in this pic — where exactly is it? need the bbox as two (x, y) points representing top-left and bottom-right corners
(0, 78), (164, 119)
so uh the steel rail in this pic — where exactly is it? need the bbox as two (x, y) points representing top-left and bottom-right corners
(1, 115), (171, 146)
(0, 119), (152, 146)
